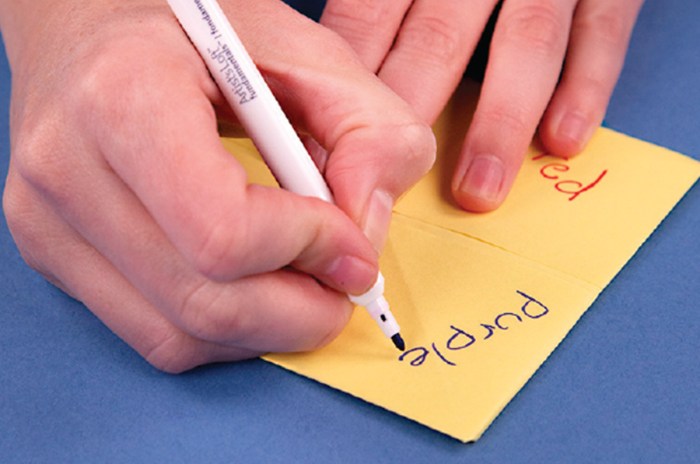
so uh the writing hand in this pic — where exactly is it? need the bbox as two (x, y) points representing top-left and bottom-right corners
(321, 0), (643, 211)
(0, 0), (434, 372)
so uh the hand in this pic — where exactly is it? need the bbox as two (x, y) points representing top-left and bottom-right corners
(320, 0), (644, 211)
(0, 0), (434, 372)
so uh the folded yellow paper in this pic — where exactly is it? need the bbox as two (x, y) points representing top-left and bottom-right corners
(221, 81), (700, 442)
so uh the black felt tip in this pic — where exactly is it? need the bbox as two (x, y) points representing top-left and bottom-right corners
(391, 333), (406, 352)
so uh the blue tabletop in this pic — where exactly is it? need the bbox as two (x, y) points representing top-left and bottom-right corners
(1, 1), (698, 463)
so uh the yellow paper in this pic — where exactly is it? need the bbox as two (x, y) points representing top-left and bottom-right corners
(221, 81), (700, 442)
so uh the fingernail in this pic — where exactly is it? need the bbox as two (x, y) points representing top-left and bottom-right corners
(458, 155), (505, 203)
(361, 189), (394, 251)
(557, 112), (593, 148)
(323, 255), (377, 295)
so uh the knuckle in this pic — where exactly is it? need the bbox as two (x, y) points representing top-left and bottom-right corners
(579, 73), (610, 98)
(11, 124), (67, 194)
(397, 15), (464, 65)
(3, 189), (31, 246)
(397, 122), (437, 177)
(2, 177), (64, 288)
(312, 27), (363, 67)
(570, 74), (613, 112)
(144, 330), (199, 374)
(2, 172), (28, 226)
(191, 213), (248, 280)
(2, 177), (38, 257)
(500, 3), (567, 56)
(73, 38), (164, 128)
(73, 48), (132, 121)
(146, 356), (193, 375)
(323, 0), (387, 36)
(577, 9), (629, 46)
(177, 279), (245, 343)
(476, 106), (531, 137)
(182, 173), (250, 280)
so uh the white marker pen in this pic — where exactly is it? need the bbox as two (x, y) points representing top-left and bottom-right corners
(166, 0), (405, 351)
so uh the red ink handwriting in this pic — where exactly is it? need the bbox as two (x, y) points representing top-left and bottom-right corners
(533, 153), (607, 201)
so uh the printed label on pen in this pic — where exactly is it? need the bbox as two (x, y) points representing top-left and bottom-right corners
(207, 43), (258, 104)
(194, 0), (257, 104)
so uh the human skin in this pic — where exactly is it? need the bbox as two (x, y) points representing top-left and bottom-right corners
(0, 0), (435, 372)
(320, 0), (644, 211)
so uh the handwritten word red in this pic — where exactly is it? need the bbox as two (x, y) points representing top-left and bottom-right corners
(533, 153), (607, 201)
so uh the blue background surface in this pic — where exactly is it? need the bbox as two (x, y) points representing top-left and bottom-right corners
(1, 1), (698, 462)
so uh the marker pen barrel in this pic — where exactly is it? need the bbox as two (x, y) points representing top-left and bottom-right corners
(166, 0), (404, 350)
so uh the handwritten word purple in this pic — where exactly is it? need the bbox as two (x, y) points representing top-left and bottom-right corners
(398, 290), (550, 367)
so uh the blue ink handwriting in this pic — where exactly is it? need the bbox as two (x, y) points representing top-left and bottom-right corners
(398, 290), (550, 367)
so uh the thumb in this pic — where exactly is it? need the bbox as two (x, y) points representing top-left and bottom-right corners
(223, 0), (437, 250)
(85, 17), (381, 296)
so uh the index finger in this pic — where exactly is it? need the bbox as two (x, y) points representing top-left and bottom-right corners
(72, 30), (380, 296)
(231, 0), (437, 250)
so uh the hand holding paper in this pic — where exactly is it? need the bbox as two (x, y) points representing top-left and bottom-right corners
(320, 0), (645, 211)
(226, 80), (700, 442)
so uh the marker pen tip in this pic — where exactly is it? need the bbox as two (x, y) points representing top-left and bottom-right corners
(391, 333), (405, 351)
